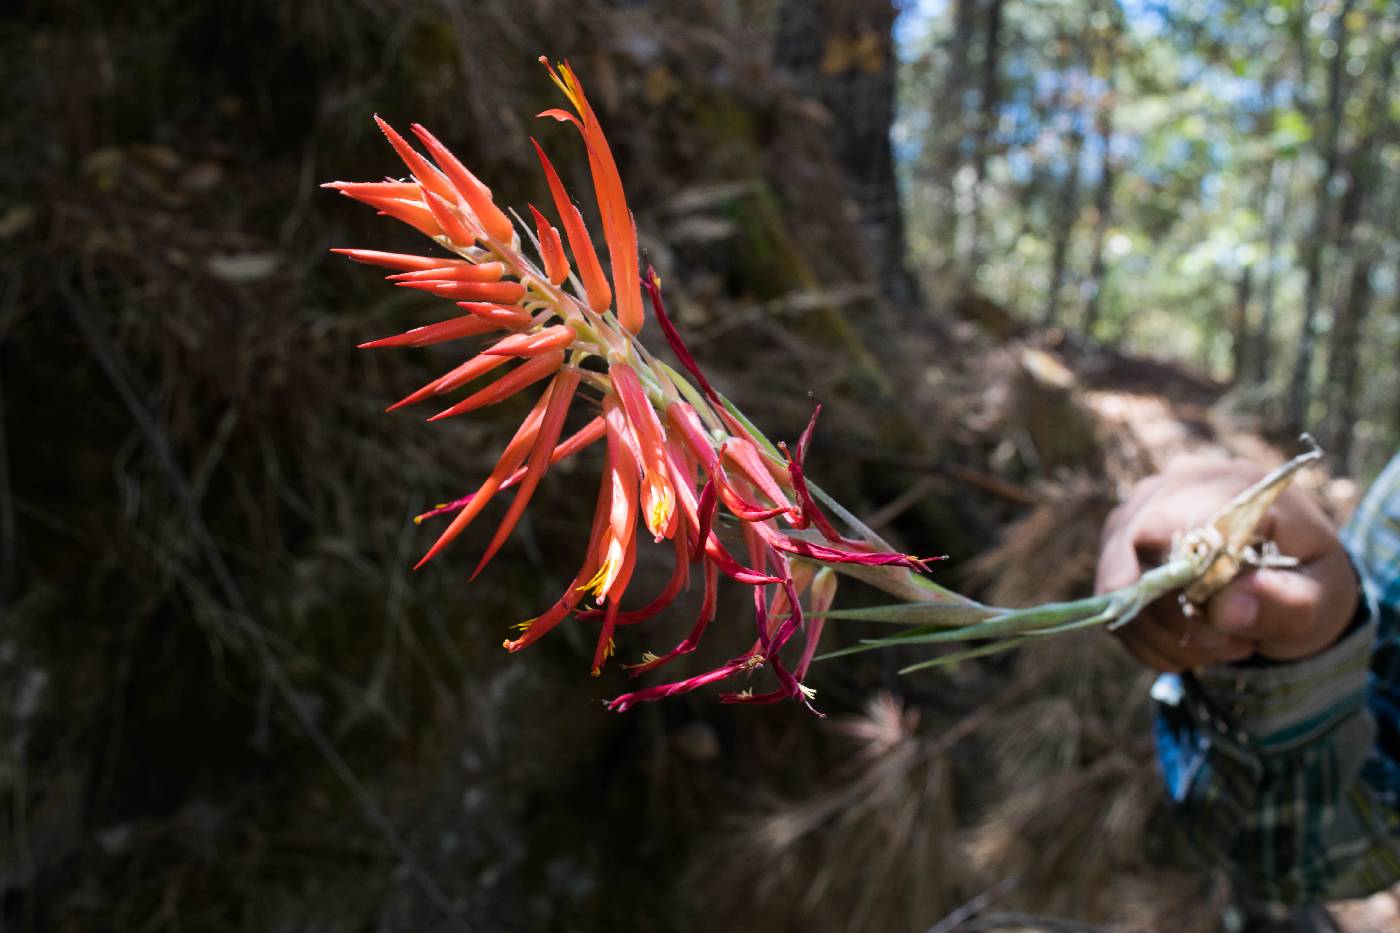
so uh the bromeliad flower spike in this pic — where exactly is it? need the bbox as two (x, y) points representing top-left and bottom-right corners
(330, 60), (1320, 711)
(328, 59), (957, 712)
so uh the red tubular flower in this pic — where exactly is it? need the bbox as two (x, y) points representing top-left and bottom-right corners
(642, 266), (720, 403)
(723, 437), (797, 521)
(622, 559), (717, 677)
(423, 190), (479, 246)
(578, 529), (688, 627)
(609, 363), (676, 541)
(605, 653), (763, 713)
(581, 396), (640, 605)
(356, 194), (443, 238)
(795, 569), (837, 682)
(503, 474), (614, 653)
(374, 115), (459, 204)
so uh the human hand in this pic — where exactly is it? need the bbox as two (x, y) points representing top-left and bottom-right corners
(1096, 457), (1358, 671)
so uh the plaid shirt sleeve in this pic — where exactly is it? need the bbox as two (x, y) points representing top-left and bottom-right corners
(1152, 452), (1400, 905)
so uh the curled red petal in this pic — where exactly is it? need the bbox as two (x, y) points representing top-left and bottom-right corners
(622, 559), (717, 677)
(753, 521), (937, 570)
(605, 653), (762, 712)
(577, 530), (689, 626)
(783, 444), (866, 547)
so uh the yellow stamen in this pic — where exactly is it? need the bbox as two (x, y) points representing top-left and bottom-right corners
(589, 639), (616, 677)
(577, 553), (619, 598)
(644, 479), (676, 539)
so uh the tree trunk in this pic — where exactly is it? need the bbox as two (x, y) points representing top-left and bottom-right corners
(1231, 266), (1253, 383)
(1326, 261), (1373, 471)
(773, 0), (923, 310)
(1285, 0), (1354, 431)
(1253, 157), (1292, 383)
(965, 0), (1004, 273)
(1321, 31), (1396, 468)
(1043, 123), (1084, 327)
(1080, 9), (1120, 338)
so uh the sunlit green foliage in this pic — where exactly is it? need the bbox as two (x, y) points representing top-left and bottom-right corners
(898, 0), (1400, 478)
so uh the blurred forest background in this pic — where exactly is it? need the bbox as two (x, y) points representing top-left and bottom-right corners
(3, 0), (1398, 931)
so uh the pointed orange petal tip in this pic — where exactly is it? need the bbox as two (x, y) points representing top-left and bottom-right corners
(426, 351), (565, 421)
(331, 249), (448, 272)
(537, 108), (580, 127)
(374, 114), (457, 204)
(408, 122), (516, 243)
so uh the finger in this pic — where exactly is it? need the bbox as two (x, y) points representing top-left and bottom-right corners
(1096, 522), (1144, 594)
(1206, 547), (1358, 659)
(1120, 613), (1253, 670)
(1263, 487), (1338, 563)
(1114, 628), (1185, 673)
